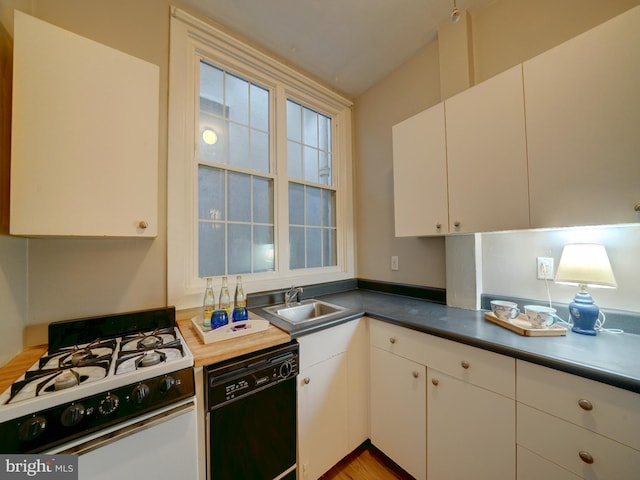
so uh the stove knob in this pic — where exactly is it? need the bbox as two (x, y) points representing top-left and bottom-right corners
(61, 404), (85, 427)
(131, 384), (150, 404)
(159, 376), (175, 393)
(99, 394), (120, 415)
(18, 415), (47, 441)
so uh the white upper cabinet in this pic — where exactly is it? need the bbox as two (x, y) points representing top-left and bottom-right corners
(10, 11), (159, 237)
(392, 103), (448, 236)
(524, 6), (640, 228)
(445, 64), (529, 233)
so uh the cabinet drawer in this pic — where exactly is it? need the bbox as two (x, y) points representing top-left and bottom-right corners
(517, 446), (581, 480)
(424, 335), (515, 398)
(518, 404), (640, 479)
(369, 319), (428, 365)
(298, 319), (362, 370)
(517, 361), (640, 450)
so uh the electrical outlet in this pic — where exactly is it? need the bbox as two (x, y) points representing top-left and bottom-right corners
(391, 256), (399, 271)
(537, 257), (554, 280)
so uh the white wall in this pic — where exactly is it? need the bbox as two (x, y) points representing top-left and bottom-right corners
(481, 225), (640, 313)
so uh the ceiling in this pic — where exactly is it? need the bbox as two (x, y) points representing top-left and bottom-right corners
(178, 0), (495, 97)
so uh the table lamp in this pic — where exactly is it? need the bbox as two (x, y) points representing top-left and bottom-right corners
(554, 243), (617, 335)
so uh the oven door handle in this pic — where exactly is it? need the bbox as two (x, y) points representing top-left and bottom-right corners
(58, 401), (195, 456)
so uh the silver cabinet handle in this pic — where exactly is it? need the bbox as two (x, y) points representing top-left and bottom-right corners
(578, 398), (593, 411)
(412, 371), (419, 378)
(303, 377), (310, 385)
(578, 451), (594, 464)
(138, 220), (149, 229)
(461, 360), (470, 369)
(431, 378), (439, 386)
(389, 337), (396, 344)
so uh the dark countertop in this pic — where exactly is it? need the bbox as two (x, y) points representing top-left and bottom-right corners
(256, 289), (640, 394)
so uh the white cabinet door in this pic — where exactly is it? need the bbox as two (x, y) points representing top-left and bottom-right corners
(10, 12), (159, 237)
(370, 346), (426, 480)
(445, 65), (529, 233)
(298, 353), (349, 480)
(427, 369), (515, 480)
(392, 103), (448, 236)
(524, 6), (640, 228)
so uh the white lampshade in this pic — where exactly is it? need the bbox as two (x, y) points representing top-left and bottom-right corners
(554, 243), (617, 288)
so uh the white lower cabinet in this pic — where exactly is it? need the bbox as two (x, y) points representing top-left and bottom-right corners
(369, 319), (515, 480)
(297, 319), (368, 480)
(516, 360), (640, 480)
(370, 346), (426, 480)
(427, 369), (515, 480)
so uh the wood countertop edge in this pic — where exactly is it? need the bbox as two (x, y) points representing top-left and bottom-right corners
(176, 311), (291, 368)
(0, 310), (291, 392)
(0, 345), (48, 394)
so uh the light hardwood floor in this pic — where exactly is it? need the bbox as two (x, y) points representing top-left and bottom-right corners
(320, 444), (414, 480)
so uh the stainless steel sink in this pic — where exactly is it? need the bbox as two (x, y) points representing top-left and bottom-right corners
(263, 299), (347, 324)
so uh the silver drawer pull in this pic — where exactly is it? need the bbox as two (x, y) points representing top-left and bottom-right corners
(461, 360), (470, 369)
(431, 378), (439, 386)
(389, 337), (396, 344)
(578, 398), (593, 411)
(303, 377), (310, 385)
(578, 451), (594, 464)
(412, 371), (419, 379)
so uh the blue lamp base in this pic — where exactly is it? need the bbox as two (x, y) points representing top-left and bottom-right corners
(569, 291), (599, 336)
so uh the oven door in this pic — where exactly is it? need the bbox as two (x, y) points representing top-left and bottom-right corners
(52, 399), (198, 480)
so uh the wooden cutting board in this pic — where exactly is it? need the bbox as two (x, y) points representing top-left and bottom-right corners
(484, 312), (567, 337)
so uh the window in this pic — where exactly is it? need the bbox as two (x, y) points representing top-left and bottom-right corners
(168, 8), (354, 309)
(198, 62), (274, 277)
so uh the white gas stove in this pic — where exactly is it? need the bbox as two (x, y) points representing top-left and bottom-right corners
(0, 307), (195, 454)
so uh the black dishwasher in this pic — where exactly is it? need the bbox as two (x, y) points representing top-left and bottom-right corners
(205, 340), (298, 480)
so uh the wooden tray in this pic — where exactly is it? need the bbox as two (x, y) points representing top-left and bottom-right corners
(484, 312), (567, 337)
(190, 314), (270, 344)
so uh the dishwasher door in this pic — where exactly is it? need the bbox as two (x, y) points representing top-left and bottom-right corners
(206, 341), (298, 480)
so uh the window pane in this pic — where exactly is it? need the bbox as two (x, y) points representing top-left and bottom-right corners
(323, 229), (337, 267)
(319, 114), (330, 151)
(198, 166), (225, 221)
(228, 224), (251, 274)
(306, 228), (322, 268)
(303, 107), (318, 148)
(226, 73), (249, 124)
(253, 177), (273, 224)
(306, 186), (321, 226)
(287, 101), (301, 142)
(199, 222), (225, 277)
(289, 226), (305, 269)
(319, 151), (331, 186)
(228, 123), (249, 168)
(251, 130), (269, 173)
(287, 141), (303, 179)
(322, 189), (336, 227)
(303, 146), (319, 183)
(250, 84), (269, 131)
(254, 225), (274, 272)
(228, 172), (251, 222)
(289, 183), (304, 225)
(200, 62), (223, 106)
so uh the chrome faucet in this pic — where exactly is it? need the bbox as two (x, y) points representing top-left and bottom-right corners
(284, 285), (303, 306)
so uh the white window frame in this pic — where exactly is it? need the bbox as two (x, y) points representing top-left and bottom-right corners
(168, 7), (355, 310)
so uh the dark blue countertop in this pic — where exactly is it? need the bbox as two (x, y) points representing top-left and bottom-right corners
(256, 289), (640, 394)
